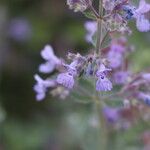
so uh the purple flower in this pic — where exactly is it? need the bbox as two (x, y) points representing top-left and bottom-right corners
(84, 21), (97, 43)
(107, 50), (123, 69)
(57, 61), (78, 89)
(122, 5), (136, 20)
(103, 107), (120, 123)
(96, 75), (113, 91)
(96, 64), (112, 91)
(134, 0), (150, 32)
(136, 15), (150, 32)
(111, 43), (125, 53)
(34, 74), (56, 101)
(137, 92), (150, 106)
(67, 0), (91, 12)
(39, 45), (60, 73)
(142, 73), (150, 82)
(8, 18), (32, 41)
(114, 71), (129, 85)
(107, 43), (125, 69)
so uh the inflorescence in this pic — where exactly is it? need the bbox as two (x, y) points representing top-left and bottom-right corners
(34, 0), (150, 114)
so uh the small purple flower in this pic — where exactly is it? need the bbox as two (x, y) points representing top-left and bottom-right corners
(67, 0), (91, 12)
(84, 21), (97, 43)
(122, 5), (136, 20)
(134, 0), (150, 32)
(96, 64), (112, 91)
(39, 45), (60, 73)
(114, 71), (129, 85)
(137, 92), (150, 106)
(103, 107), (120, 123)
(110, 43), (125, 53)
(34, 74), (56, 101)
(107, 43), (125, 69)
(107, 50), (123, 69)
(142, 73), (150, 82)
(8, 18), (32, 41)
(57, 60), (78, 89)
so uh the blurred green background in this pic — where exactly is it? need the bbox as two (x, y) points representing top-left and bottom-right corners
(0, 0), (150, 150)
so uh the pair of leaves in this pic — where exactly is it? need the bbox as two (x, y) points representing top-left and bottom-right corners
(92, 27), (111, 49)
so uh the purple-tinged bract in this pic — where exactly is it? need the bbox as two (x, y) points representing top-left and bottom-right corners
(67, 0), (91, 12)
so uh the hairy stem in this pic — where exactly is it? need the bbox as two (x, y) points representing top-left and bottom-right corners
(96, 0), (103, 54)
(95, 93), (108, 150)
(94, 0), (108, 149)
(89, 5), (100, 19)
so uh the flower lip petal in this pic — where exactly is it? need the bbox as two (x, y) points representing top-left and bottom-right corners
(41, 45), (54, 60)
(136, 0), (150, 14)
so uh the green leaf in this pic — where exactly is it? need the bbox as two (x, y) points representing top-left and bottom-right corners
(91, 24), (111, 49)
(91, 33), (97, 47)
(83, 10), (96, 20)
(70, 77), (95, 104)
(101, 31), (111, 49)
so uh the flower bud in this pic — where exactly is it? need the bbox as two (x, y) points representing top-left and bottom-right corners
(67, 0), (92, 12)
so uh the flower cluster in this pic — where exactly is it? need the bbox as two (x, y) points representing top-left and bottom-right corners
(31, 0), (150, 149)
(34, 0), (150, 107)
(33, 4), (150, 143)
(34, 44), (114, 101)
(103, 0), (150, 32)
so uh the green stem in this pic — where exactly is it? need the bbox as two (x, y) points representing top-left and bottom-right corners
(94, 0), (108, 149)
(96, 0), (103, 55)
(95, 93), (108, 150)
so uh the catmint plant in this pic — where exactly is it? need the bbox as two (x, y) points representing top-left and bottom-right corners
(34, 0), (150, 149)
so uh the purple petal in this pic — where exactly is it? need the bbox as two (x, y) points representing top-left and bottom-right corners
(57, 73), (75, 89)
(84, 21), (97, 43)
(136, 15), (150, 32)
(136, 0), (150, 14)
(107, 50), (123, 69)
(39, 61), (55, 73)
(114, 71), (129, 85)
(142, 73), (150, 81)
(41, 45), (54, 60)
(103, 107), (119, 123)
(96, 77), (113, 91)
